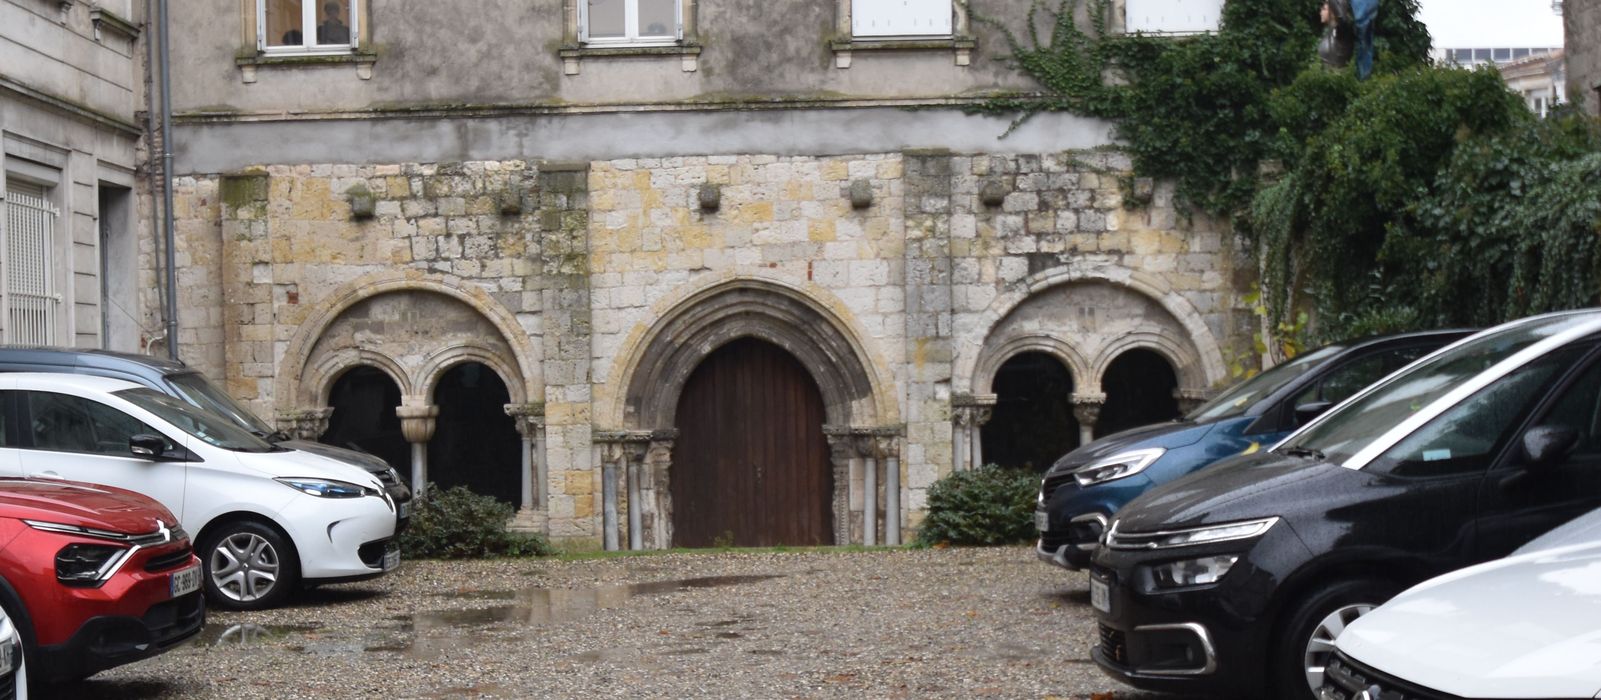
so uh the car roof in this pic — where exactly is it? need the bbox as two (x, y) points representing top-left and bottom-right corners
(3, 372), (146, 394)
(0, 346), (190, 374)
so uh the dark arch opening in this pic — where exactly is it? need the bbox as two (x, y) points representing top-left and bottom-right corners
(982, 352), (1079, 473)
(1098, 349), (1180, 438)
(320, 366), (408, 477)
(427, 362), (520, 504)
(672, 338), (833, 547)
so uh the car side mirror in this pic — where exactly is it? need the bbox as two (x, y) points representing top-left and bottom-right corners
(129, 434), (169, 460)
(1522, 425), (1579, 468)
(1294, 400), (1335, 425)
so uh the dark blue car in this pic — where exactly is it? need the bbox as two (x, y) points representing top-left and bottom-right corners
(1034, 329), (1472, 570)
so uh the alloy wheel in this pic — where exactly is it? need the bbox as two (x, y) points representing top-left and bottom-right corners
(209, 532), (281, 603)
(1303, 602), (1374, 693)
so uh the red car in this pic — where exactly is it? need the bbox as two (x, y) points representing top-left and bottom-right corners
(0, 478), (204, 686)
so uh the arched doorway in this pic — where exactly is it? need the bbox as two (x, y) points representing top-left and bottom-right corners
(671, 338), (833, 547)
(1098, 349), (1180, 437)
(982, 352), (1079, 472)
(320, 366), (408, 476)
(427, 362), (521, 504)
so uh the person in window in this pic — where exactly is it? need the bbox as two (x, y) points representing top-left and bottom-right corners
(281, 28), (303, 45)
(316, 2), (349, 45)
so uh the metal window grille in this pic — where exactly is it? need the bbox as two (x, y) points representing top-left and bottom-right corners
(3, 182), (59, 345)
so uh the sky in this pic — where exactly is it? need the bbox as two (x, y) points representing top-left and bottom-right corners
(1416, 0), (1566, 48)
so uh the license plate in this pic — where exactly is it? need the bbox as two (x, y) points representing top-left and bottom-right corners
(382, 545), (401, 571)
(170, 564), (201, 598)
(1035, 510), (1049, 532)
(1089, 576), (1111, 614)
(397, 500), (410, 519)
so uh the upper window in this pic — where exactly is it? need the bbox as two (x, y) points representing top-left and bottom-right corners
(258, 0), (358, 53)
(1124, 0), (1223, 35)
(852, 0), (953, 38)
(582, 0), (681, 44)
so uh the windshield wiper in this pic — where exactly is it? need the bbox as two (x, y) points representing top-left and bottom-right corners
(1280, 446), (1326, 461)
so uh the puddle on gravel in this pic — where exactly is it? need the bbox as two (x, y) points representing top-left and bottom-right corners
(405, 575), (781, 629)
(197, 622), (322, 647)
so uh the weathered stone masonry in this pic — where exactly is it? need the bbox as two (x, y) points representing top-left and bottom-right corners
(165, 147), (1247, 549)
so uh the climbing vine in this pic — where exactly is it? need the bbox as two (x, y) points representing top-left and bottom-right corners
(977, 0), (1601, 341)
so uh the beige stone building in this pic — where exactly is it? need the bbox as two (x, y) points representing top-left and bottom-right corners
(141, 0), (1251, 549)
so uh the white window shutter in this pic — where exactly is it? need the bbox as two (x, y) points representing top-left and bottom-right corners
(3, 182), (59, 345)
(1125, 0), (1223, 34)
(853, 0), (953, 37)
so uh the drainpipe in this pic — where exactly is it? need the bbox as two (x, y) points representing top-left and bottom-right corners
(142, 0), (162, 352)
(157, 0), (178, 359)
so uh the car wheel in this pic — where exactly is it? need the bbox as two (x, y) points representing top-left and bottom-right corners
(199, 520), (299, 611)
(1271, 578), (1395, 700)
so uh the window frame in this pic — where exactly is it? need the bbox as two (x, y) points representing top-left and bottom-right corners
(579, 0), (683, 46)
(849, 0), (955, 39)
(254, 0), (362, 55)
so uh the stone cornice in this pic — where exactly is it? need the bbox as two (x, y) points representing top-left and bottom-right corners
(0, 73), (142, 137)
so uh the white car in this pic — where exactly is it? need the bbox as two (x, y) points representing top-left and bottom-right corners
(1320, 508), (1601, 699)
(0, 374), (398, 610)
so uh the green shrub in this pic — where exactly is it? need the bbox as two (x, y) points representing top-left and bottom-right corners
(915, 465), (1040, 546)
(398, 485), (553, 559)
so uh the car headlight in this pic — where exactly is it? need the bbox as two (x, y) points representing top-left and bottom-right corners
(55, 543), (131, 587)
(1152, 555), (1239, 588)
(276, 478), (380, 498)
(1073, 448), (1166, 486)
(1107, 516), (1280, 549)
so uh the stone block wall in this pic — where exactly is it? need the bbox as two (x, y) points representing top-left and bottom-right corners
(159, 147), (1249, 547)
(1569, 0), (1601, 116)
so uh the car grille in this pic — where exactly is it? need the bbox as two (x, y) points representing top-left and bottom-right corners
(1322, 652), (1457, 700)
(1040, 530), (1073, 549)
(1040, 472), (1076, 503)
(1098, 624), (1128, 666)
(358, 539), (393, 569)
(144, 545), (193, 573)
(144, 592), (205, 648)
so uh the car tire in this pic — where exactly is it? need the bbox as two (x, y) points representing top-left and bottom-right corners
(198, 520), (299, 611)
(1271, 577), (1396, 700)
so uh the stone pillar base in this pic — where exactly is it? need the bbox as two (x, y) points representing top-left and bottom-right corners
(507, 508), (548, 534)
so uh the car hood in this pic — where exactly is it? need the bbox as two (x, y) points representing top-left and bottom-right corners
(232, 447), (385, 488)
(1112, 451), (1344, 532)
(277, 438), (392, 473)
(0, 478), (178, 534)
(1049, 419), (1220, 471)
(1339, 541), (1601, 698)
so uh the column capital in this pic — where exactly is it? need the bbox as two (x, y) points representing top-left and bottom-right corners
(503, 402), (547, 436)
(276, 407), (334, 441)
(1070, 392), (1106, 428)
(823, 425), (903, 458)
(396, 400), (439, 444)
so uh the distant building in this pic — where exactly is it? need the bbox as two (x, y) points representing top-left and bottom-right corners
(1433, 46), (1560, 68)
(1501, 49), (1568, 116)
(1567, 0), (1600, 115)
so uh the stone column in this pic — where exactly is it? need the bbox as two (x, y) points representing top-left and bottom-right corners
(858, 435), (878, 547)
(880, 434), (902, 546)
(824, 427), (856, 546)
(643, 430), (677, 549)
(623, 438), (650, 551)
(504, 403), (547, 531)
(599, 441), (621, 551)
(1071, 392), (1107, 446)
(396, 400), (438, 497)
(951, 408), (970, 472)
(276, 407), (334, 442)
(969, 403), (993, 470)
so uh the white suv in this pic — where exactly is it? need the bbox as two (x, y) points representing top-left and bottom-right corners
(0, 374), (398, 610)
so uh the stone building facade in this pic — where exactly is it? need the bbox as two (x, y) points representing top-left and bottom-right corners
(152, 0), (1251, 548)
(1567, 0), (1600, 115)
(1, 0), (146, 351)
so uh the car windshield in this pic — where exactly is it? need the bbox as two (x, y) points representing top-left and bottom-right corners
(114, 387), (280, 452)
(167, 372), (279, 438)
(1279, 313), (1598, 465)
(1184, 345), (1343, 422)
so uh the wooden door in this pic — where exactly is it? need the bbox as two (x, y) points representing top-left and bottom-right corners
(672, 338), (832, 547)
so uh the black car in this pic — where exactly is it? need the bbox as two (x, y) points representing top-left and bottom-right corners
(0, 347), (412, 522)
(1037, 329), (1469, 571)
(1090, 309), (1601, 699)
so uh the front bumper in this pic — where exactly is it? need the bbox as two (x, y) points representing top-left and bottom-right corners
(37, 590), (204, 681)
(277, 493), (399, 582)
(1035, 512), (1108, 570)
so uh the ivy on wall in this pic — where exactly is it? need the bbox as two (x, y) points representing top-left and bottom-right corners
(977, 0), (1601, 340)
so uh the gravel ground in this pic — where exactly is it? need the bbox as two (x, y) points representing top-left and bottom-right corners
(77, 546), (1222, 699)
